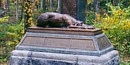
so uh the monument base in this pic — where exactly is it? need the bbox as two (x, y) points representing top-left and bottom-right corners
(10, 50), (119, 65)
(10, 27), (120, 65)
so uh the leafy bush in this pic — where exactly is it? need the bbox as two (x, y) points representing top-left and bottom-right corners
(86, 11), (95, 25)
(94, 3), (130, 57)
(0, 16), (9, 23)
(0, 18), (24, 62)
(120, 62), (130, 65)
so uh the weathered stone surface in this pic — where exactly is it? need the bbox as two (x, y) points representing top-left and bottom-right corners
(10, 50), (119, 65)
(10, 27), (120, 65)
(27, 27), (102, 36)
(17, 27), (113, 56)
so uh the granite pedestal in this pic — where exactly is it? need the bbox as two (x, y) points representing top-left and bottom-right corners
(10, 27), (120, 65)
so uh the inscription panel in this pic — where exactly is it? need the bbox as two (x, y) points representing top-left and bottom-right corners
(44, 38), (71, 48)
(70, 39), (95, 50)
(97, 36), (111, 50)
(21, 37), (45, 47)
(20, 36), (96, 50)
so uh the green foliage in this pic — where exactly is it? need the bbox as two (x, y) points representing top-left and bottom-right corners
(120, 62), (130, 65)
(0, 16), (9, 23)
(94, 3), (130, 57)
(0, 18), (24, 62)
(86, 11), (95, 25)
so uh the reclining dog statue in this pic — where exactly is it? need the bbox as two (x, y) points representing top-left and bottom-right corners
(37, 12), (89, 29)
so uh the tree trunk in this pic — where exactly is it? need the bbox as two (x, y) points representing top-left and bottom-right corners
(16, 0), (18, 20)
(20, 0), (24, 20)
(0, 0), (1, 7)
(57, 0), (60, 12)
(3, 0), (6, 9)
(50, 0), (53, 11)
(94, 0), (100, 12)
(94, 0), (100, 19)
(7, 0), (10, 12)
(41, 0), (46, 12)
(126, 0), (128, 6)
(107, 0), (109, 11)
(94, 0), (100, 14)
(41, 0), (43, 9)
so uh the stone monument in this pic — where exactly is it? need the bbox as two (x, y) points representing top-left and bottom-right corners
(10, 0), (120, 65)
(10, 27), (120, 65)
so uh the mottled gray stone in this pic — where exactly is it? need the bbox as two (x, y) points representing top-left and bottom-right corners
(10, 50), (119, 65)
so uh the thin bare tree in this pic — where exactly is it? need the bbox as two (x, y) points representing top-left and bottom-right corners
(50, 0), (54, 11)
(57, 0), (60, 12)
(94, 0), (100, 14)
(20, 0), (24, 20)
(16, 0), (18, 20)
(7, 0), (10, 12)
(0, 0), (1, 7)
(94, 0), (100, 20)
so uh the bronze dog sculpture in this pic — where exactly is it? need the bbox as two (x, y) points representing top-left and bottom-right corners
(37, 12), (88, 29)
